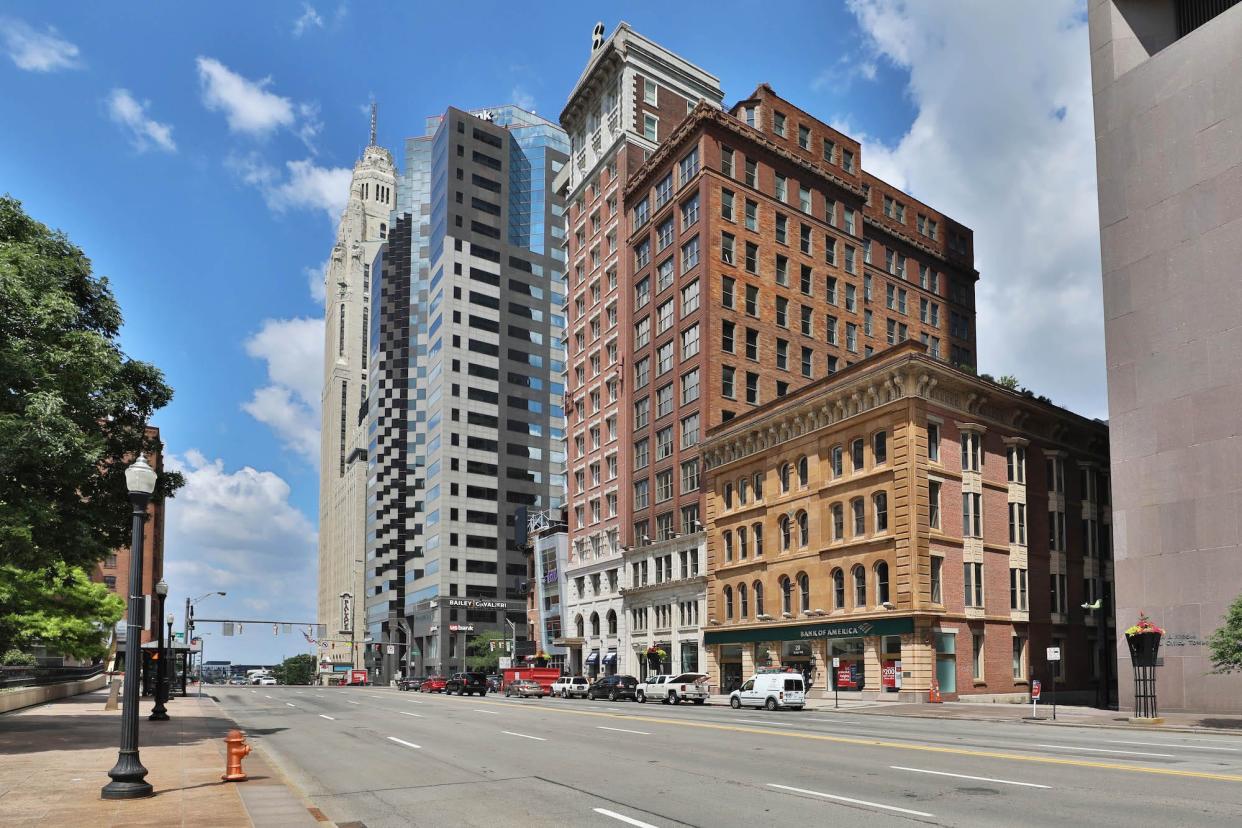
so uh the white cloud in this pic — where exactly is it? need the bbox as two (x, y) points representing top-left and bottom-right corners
(511, 85), (536, 113)
(0, 17), (80, 72)
(106, 88), (176, 153)
(196, 56), (295, 137)
(242, 317), (324, 462)
(163, 450), (318, 661)
(226, 153), (351, 220)
(292, 3), (324, 37)
(844, 0), (1106, 417)
(306, 260), (328, 303)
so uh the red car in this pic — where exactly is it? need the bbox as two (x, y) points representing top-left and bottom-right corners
(420, 675), (447, 693)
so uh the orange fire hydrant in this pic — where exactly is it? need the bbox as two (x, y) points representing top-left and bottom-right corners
(222, 729), (251, 782)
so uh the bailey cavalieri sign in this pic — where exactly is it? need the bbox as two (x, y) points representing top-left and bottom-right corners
(703, 617), (914, 646)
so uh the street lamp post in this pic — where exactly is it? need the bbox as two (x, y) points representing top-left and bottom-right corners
(185, 591), (225, 697)
(101, 455), (158, 800)
(148, 580), (170, 721)
(165, 613), (175, 697)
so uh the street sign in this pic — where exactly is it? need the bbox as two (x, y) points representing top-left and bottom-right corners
(386, 645), (395, 655)
(1046, 647), (1061, 661)
(831, 657), (840, 667)
(499, 657), (512, 669)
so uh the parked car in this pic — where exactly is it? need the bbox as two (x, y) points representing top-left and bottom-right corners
(505, 678), (545, 698)
(398, 676), (425, 692)
(637, 673), (709, 704)
(586, 674), (638, 702)
(486, 674), (502, 693)
(420, 675), (447, 693)
(550, 675), (590, 699)
(729, 673), (806, 711)
(444, 672), (489, 696)
(228, 677), (246, 686)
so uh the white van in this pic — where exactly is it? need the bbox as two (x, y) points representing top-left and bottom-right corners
(728, 673), (806, 711)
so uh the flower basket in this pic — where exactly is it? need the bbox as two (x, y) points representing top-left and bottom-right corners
(1124, 613), (1164, 668)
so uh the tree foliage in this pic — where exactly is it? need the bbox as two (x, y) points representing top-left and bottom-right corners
(1208, 595), (1242, 674)
(996, 374), (1020, 390)
(465, 630), (508, 673)
(0, 195), (183, 573)
(272, 653), (317, 685)
(0, 562), (125, 658)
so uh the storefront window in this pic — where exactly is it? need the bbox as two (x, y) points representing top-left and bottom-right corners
(681, 642), (699, 674)
(881, 635), (902, 693)
(720, 645), (742, 692)
(831, 638), (865, 690)
(935, 631), (957, 694)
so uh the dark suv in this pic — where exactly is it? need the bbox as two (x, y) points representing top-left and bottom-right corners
(587, 675), (638, 702)
(444, 672), (489, 696)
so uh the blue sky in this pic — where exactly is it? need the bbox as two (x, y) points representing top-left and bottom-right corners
(0, 1), (1101, 665)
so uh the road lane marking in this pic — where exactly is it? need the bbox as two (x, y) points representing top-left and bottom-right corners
(420, 694), (1242, 784)
(1034, 744), (1175, 758)
(264, 695), (273, 699)
(285, 703), (296, 708)
(767, 783), (934, 818)
(592, 807), (659, 828)
(502, 731), (546, 741)
(1107, 740), (1239, 752)
(400, 711), (423, 718)
(474, 709), (500, 715)
(890, 766), (1050, 789)
(598, 726), (651, 736)
(387, 736), (421, 750)
(319, 715), (335, 721)
(347, 701), (361, 705)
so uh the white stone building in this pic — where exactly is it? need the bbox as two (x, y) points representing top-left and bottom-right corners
(620, 534), (706, 678)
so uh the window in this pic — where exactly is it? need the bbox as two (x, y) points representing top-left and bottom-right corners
(753, 522), (764, 556)
(873, 431), (887, 465)
(775, 173), (788, 203)
(780, 576), (793, 614)
(964, 561), (984, 607)
(656, 341), (673, 375)
(681, 412), (699, 448)
(800, 264), (813, 296)
(723, 531), (734, 562)
(797, 511), (809, 547)
(753, 472), (763, 500)
(721, 146), (734, 177)
(657, 217), (674, 251)
(823, 139), (835, 163)
(797, 123), (810, 149)
(643, 78), (658, 104)
(846, 322), (857, 353)
(745, 328), (758, 361)
(745, 158), (757, 187)
(744, 199), (758, 231)
(929, 480), (942, 529)
(875, 561), (890, 605)
(635, 356), (649, 387)
(1009, 567), (1029, 611)
(775, 213), (788, 245)
(845, 283), (857, 312)
(779, 514), (792, 551)
(776, 339), (788, 371)
(738, 582), (748, 618)
(801, 346), (813, 377)
(1012, 636), (1027, 680)
(1008, 502), (1027, 545)
(681, 459), (700, 493)
(744, 243), (759, 275)
(655, 173), (673, 208)
(930, 556), (943, 604)
(722, 276), (735, 309)
(656, 469), (673, 502)
(961, 431), (982, 472)
(851, 437), (865, 472)
(830, 445), (844, 477)
(656, 384), (673, 418)
(853, 565), (866, 607)
(928, 422), (941, 463)
(972, 631), (984, 679)
(775, 296), (788, 328)
(721, 365), (736, 398)
(722, 320), (735, 353)
(681, 194), (700, 230)
(721, 189), (735, 221)
(643, 113), (658, 141)
(633, 397), (650, 430)
(776, 254), (789, 285)
(634, 316), (651, 349)
(779, 462), (792, 493)
(962, 491), (982, 537)
(831, 502), (844, 540)
(746, 372), (759, 404)
(1049, 509), (1066, 551)
(800, 303), (813, 335)
(678, 147), (700, 185)
(1050, 572), (1068, 616)
(842, 149), (854, 173)
(1007, 445), (1026, 483)
(754, 581), (765, 616)
(773, 111), (786, 137)
(724, 585), (734, 619)
(852, 497), (866, 536)
(796, 455), (809, 487)
(1047, 456), (1065, 493)
(681, 369), (700, 406)
(873, 491), (888, 533)
(681, 279), (699, 314)
(737, 525), (749, 559)
(829, 568), (843, 608)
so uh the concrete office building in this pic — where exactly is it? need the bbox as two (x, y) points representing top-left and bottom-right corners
(366, 105), (569, 684)
(701, 343), (1114, 702)
(557, 22), (723, 679)
(1089, 0), (1242, 711)
(317, 109), (396, 681)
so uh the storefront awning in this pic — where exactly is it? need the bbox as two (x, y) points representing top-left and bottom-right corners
(585, 651), (599, 665)
(703, 617), (914, 646)
(602, 652), (617, 665)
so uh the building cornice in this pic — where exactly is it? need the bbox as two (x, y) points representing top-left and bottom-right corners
(701, 343), (1108, 472)
(861, 215), (979, 278)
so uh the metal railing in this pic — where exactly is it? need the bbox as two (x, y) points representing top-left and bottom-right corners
(0, 663), (105, 689)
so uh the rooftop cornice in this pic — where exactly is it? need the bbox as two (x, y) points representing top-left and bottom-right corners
(861, 214), (978, 278)
(623, 103), (865, 203)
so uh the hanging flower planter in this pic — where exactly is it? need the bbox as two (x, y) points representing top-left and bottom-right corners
(1124, 612), (1164, 667)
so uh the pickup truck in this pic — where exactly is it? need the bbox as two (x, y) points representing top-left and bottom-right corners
(550, 675), (590, 698)
(636, 673), (710, 704)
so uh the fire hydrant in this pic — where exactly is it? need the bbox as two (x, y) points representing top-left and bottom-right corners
(222, 729), (251, 782)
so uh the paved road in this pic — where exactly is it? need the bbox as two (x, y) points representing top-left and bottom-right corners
(210, 685), (1242, 827)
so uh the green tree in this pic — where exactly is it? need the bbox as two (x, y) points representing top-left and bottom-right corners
(0, 562), (124, 658)
(273, 653), (317, 685)
(996, 374), (1020, 390)
(0, 195), (183, 573)
(466, 630), (508, 673)
(1207, 595), (1242, 674)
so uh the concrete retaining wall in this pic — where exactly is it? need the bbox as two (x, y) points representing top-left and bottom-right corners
(0, 673), (107, 714)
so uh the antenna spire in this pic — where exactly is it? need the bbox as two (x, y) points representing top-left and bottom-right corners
(369, 101), (377, 146)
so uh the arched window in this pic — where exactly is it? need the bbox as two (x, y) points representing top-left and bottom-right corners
(797, 510), (809, 547)
(852, 497), (866, 536)
(753, 523), (764, 556)
(590, 612), (601, 636)
(853, 565), (867, 608)
(607, 609), (617, 635)
(754, 581), (765, 616)
(831, 502), (844, 540)
(798, 571), (810, 613)
(780, 575), (793, 615)
(779, 462), (791, 493)
(738, 525), (749, 559)
(876, 561), (890, 605)
(831, 445), (844, 477)
(738, 477), (749, 504)
(873, 430), (888, 465)
(874, 491), (888, 533)
(724, 585), (734, 620)
(797, 455), (809, 487)
(723, 482), (733, 509)
(851, 437), (865, 471)
(738, 582), (749, 618)
(575, 614), (585, 637)
(722, 530), (734, 562)
(832, 569), (845, 609)
(753, 472), (764, 499)
(779, 515), (792, 551)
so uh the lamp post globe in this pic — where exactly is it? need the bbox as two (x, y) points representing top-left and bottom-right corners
(102, 454), (157, 799)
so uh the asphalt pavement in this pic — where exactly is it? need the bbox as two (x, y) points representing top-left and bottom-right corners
(209, 684), (1242, 827)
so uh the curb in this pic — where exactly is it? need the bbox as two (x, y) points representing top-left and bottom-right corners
(808, 705), (1242, 736)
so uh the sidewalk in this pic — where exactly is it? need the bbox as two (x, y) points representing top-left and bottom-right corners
(0, 685), (323, 827)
